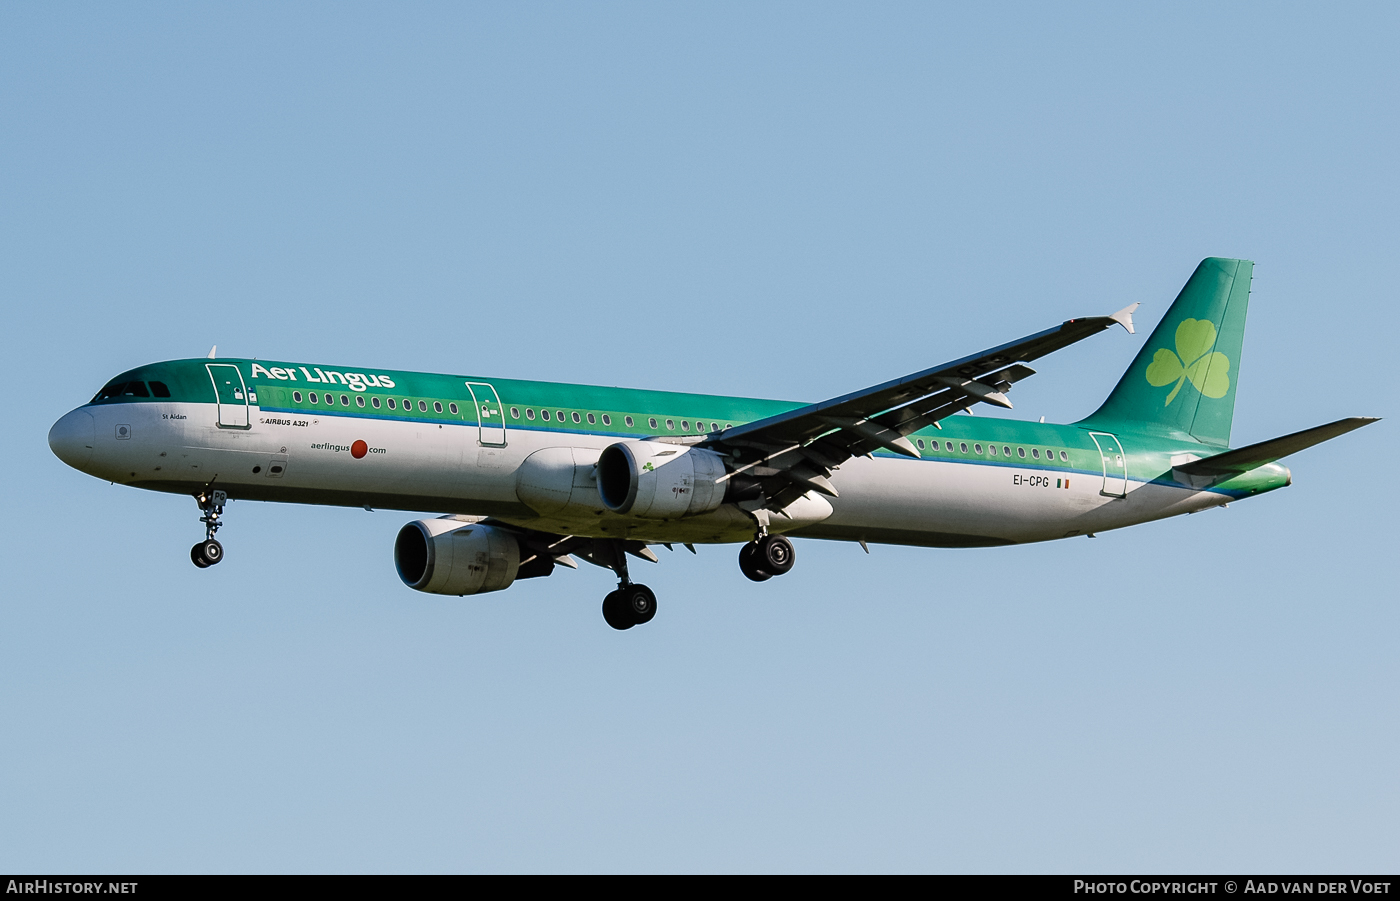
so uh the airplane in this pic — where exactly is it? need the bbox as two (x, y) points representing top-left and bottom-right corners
(48, 258), (1376, 630)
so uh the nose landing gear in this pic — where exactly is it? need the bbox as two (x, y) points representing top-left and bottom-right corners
(190, 489), (227, 568)
(739, 534), (795, 582)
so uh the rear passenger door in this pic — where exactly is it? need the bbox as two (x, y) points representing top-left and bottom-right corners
(1087, 431), (1127, 497)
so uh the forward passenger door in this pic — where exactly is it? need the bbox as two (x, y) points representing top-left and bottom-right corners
(206, 364), (250, 429)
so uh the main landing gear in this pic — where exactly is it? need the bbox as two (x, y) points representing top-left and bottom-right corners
(190, 489), (228, 568)
(600, 541), (657, 631)
(738, 534), (795, 582)
(602, 583), (657, 630)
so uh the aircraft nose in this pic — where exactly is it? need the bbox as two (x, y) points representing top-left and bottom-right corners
(49, 408), (95, 470)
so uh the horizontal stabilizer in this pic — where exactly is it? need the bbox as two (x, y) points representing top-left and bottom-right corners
(1175, 417), (1379, 477)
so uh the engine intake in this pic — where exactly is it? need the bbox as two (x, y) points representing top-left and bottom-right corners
(596, 441), (727, 519)
(395, 519), (520, 595)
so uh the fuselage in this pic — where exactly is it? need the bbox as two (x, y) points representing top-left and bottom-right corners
(48, 357), (1291, 548)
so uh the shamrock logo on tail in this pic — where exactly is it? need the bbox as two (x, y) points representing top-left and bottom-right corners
(1144, 318), (1231, 406)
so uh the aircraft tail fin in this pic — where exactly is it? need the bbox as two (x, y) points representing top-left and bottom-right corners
(1079, 257), (1253, 446)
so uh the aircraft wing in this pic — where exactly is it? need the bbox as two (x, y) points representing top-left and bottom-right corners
(703, 304), (1140, 512)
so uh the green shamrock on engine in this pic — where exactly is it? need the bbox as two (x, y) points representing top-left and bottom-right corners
(1144, 318), (1231, 406)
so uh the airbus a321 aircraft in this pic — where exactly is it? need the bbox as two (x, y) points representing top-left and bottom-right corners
(49, 258), (1375, 629)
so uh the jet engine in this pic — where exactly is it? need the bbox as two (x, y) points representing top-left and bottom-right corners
(394, 519), (521, 596)
(596, 441), (727, 519)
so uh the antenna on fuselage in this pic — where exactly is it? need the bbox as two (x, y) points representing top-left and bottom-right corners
(207, 345), (217, 359)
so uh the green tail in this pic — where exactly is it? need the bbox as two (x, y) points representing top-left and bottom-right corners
(1079, 257), (1252, 447)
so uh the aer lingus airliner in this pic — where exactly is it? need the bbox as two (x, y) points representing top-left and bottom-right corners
(48, 258), (1375, 629)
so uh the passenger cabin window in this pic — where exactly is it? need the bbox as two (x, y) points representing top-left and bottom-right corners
(387, 398), (395, 409)
(602, 414), (611, 426)
(648, 418), (657, 429)
(357, 396), (366, 407)
(572, 412), (581, 423)
(418, 400), (427, 412)
(434, 402), (443, 413)
(526, 408), (535, 420)
(294, 391), (303, 403)
(449, 403), (458, 415)
(1060, 450), (1068, 461)
(371, 397), (380, 408)
(624, 416), (633, 427)
(587, 413), (596, 424)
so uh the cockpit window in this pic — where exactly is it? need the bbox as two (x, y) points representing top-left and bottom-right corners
(150, 381), (171, 398)
(92, 380), (155, 402)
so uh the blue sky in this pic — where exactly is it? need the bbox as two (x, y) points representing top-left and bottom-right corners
(2, 3), (1396, 872)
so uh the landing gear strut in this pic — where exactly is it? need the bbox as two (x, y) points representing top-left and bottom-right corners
(190, 489), (227, 568)
(600, 541), (658, 630)
(739, 534), (795, 582)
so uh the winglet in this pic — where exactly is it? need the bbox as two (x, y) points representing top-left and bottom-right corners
(207, 345), (218, 359)
(1109, 303), (1139, 334)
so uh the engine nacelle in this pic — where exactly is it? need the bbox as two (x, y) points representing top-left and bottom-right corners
(596, 441), (727, 519)
(395, 519), (520, 596)
(515, 446), (603, 516)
